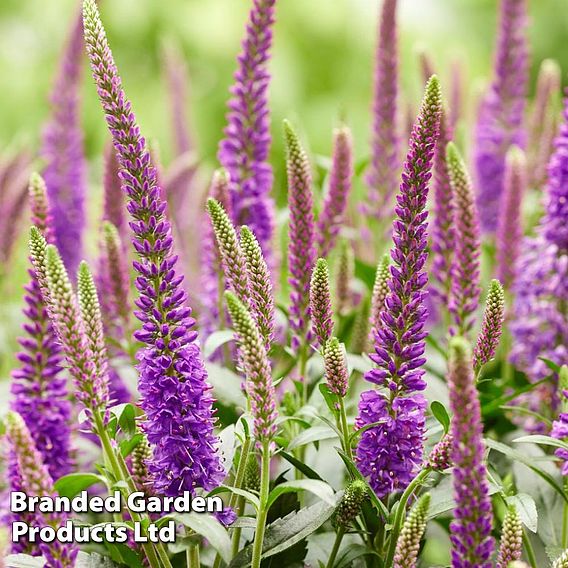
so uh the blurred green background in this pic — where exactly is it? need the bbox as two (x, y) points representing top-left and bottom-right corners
(0, 0), (567, 381)
(1, 0), (568, 173)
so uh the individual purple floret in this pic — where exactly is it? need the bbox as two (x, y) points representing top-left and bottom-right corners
(83, 0), (224, 496)
(365, 0), (399, 221)
(356, 76), (442, 497)
(317, 125), (354, 257)
(11, 173), (72, 482)
(448, 337), (494, 567)
(473, 0), (528, 233)
(218, 0), (277, 259)
(41, 8), (87, 275)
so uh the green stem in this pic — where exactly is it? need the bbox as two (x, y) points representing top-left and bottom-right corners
(187, 539), (200, 568)
(384, 469), (431, 568)
(326, 528), (345, 568)
(563, 480), (568, 549)
(93, 414), (165, 568)
(522, 529), (537, 568)
(251, 441), (271, 568)
(338, 397), (351, 460)
(212, 436), (253, 566)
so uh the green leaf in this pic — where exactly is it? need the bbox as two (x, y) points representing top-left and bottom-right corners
(171, 512), (232, 564)
(208, 485), (260, 511)
(287, 425), (337, 451)
(506, 494), (538, 533)
(267, 479), (336, 509)
(513, 434), (568, 452)
(279, 451), (324, 481)
(203, 330), (234, 359)
(485, 439), (568, 503)
(318, 383), (340, 418)
(228, 500), (337, 567)
(3, 555), (45, 568)
(539, 357), (561, 373)
(334, 544), (380, 568)
(430, 401), (450, 433)
(54, 473), (106, 499)
(108, 403), (138, 437)
(119, 433), (143, 457)
(205, 362), (247, 407)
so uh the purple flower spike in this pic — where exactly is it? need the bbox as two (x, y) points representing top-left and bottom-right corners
(510, 89), (568, 405)
(83, 0), (224, 495)
(6, 412), (77, 566)
(430, 110), (455, 307)
(473, 0), (529, 233)
(284, 120), (317, 350)
(317, 125), (354, 257)
(545, 87), (568, 252)
(528, 59), (561, 188)
(473, 279), (505, 374)
(310, 258), (334, 349)
(356, 76), (442, 498)
(225, 291), (278, 445)
(201, 170), (233, 340)
(447, 142), (482, 336)
(366, 0), (399, 220)
(218, 0), (277, 259)
(11, 174), (72, 482)
(496, 147), (526, 289)
(448, 337), (494, 568)
(41, 8), (87, 275)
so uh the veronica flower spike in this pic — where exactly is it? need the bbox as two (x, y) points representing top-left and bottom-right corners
(83, 0), (224, 499)
(218, 0), (277, 258)
(356, 76), (442, 498)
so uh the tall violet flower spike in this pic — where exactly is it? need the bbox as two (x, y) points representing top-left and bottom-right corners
(496, 505), (523, 568)
(430, 109), (455, 307)
(218, 0), (277, 258)
(356, 76), (442, 498)
(83, 0), (224, 495)
(310, 258), (334, 349)
(496, 147), (526, 289)
(10, 174), (71, 482)
(366, 0), (399, 220)
(6, 412), (77, 567)
(32, 235), (109, 422)
(448, 337), (494, 567)
(447, 142), (482, 336)
(41, 9), (87, 274)
(473, 0), (529, 233)
(240, 225), (276, 349)
(510, 90), (568, 412)
(393, 493), (430, 568)
(317, 125), (354, 256)
(225, 291), (278, 444)
(473, 279), (505, 374)
(284, 120), (316, 350)
(200, 170), (233, 340)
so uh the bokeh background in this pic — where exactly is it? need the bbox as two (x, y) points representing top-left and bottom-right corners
(0, 0), (567, 373)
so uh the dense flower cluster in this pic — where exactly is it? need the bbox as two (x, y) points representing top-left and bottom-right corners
(218, 0), (277, 258)
(356, 76), (442, 497)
